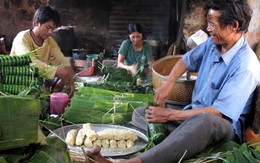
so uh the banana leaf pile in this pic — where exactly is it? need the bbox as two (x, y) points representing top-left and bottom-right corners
(0, 96), (70, 163)
(63, 86), (154, 124)
(0, 136), (70, 163)
(0, 51), (42, 95)
(0, 96), (41, 151)
(182, 141), (260, 163)
(84, 62), (154, 94)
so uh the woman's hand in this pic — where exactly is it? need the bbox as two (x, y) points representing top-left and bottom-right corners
(128, 64), (138, 76)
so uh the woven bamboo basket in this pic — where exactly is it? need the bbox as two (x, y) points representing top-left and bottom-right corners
(152, 55), (196, 104)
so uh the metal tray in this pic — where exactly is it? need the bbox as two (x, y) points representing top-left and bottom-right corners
(50, 124), (148, 157)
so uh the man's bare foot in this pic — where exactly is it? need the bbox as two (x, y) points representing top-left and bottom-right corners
(85, 145), (142, 163)
(85, 145), (113, 163)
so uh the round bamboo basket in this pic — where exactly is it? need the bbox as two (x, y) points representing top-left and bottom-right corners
(152, 55), (196, 104)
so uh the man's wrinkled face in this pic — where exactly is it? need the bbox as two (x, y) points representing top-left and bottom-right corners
(206, 9), (233, 46)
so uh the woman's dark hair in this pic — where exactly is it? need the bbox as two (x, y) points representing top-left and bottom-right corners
(127, 22), (144, 35)
(206, 0), (252, 32)
(33, 6), (61, 27)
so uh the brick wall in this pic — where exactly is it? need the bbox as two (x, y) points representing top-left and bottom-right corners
(0, 0), (259, 56)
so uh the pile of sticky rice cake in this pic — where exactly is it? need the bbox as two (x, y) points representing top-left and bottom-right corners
(65, 123), (138, 149)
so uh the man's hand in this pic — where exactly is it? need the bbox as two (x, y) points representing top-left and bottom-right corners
(53, 66), (75, 97)
(66, 82), (75, 97)
(154, 80), (173, 107)
(145, 105), (223, 123)
(85, 145), (113, 163)
(145, 106), (173, 123)
(55, 66), (74, 82)
(155, 58), (187, 106)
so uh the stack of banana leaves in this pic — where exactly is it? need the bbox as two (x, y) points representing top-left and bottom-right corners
(84, 61), (154, 94)
(0, 95), (71, 163)
(64, 86), (154, 124)
(0, 53), (42, 95)
(181, 141), (260, 163)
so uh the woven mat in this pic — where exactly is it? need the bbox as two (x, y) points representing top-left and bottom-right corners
(70, 151), (86, 163)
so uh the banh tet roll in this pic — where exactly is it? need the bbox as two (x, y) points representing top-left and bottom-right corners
(93, 139), (102, 147)
(83, 123), (98, 141)
(101, 139), (110, 148)
(64, 123), (139, 149)
(75, 128), (85, 146)
(96, 129), (138, 141)
(109, 139), (117, 148)
(117, 140), (127, 148)
(84, 137), (93, 148)
(126, 139), (134, 148)
(65, 129), (78, 146)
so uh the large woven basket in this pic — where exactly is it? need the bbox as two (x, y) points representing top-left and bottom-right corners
(152, 55), (196, 104)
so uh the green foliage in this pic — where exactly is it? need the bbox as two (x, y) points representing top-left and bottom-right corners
(84, 61), (154, 94)
(0, 137), (70, 163)
(0, 50), (42, 95)
(182, 142), (260, 163)
(0, 96), (41, 151)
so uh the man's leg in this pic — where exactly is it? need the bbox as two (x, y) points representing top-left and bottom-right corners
(131, 107), (147, 131)
(138, 113), (234, 163)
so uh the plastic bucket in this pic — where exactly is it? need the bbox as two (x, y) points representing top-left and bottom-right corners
(50, 92), (69, 115)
